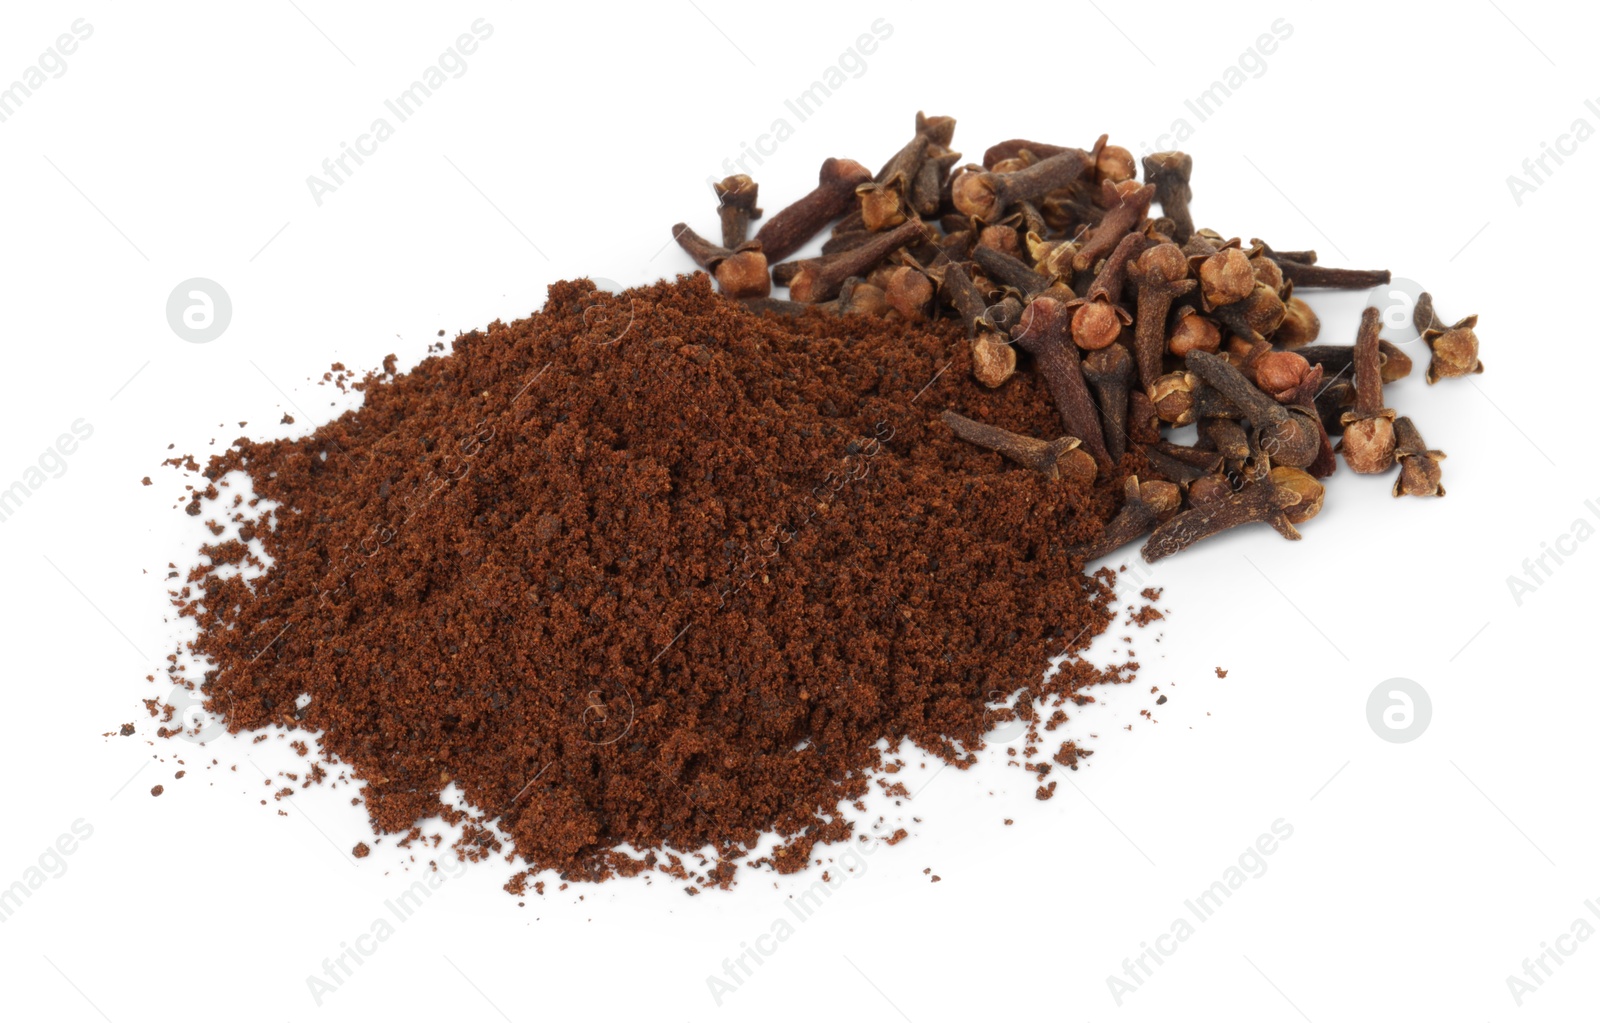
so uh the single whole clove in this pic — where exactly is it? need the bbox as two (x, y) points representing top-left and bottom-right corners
(1212, 283), (1287, 344)
(1198, 416), (1250, 462)
(1068, 476), (1182, 560)
(1275, 258), (1391, 291)
(859, 133), (930, 231)
(1143, 442), (1222, 484)
(1197, 246), (1256, 309)
(1127, 390), (1162, 445)
(1413, 291), (1483, 384)
(1081, 346), (1133, 460)
(1149, 370), (1199, 426)
(972, 242), (1055, 298)
(1128, 243), (1197, 389)
(1252, 350), (1312, 402)
(1338, 306), (1397, 474)
(939, 258), (1017, 388)
(953, 150), (1094, 223)
(883, 266), (934, 320)
(939, 410), (1094, 484)
(753, 157), (874, 262)
(1298, 341), (1413, 384)
(1141, 152), (1195, 244)
(1186, 350), (1322, 469)
(1270, 466), (1326, 523)
(1141, 477), (1306, 562)
(1392, 416), (1446, 497)
(669, 223), (770, 299)
(1166, 305), (1222, 358)
(1275, 296), (1321, 348)
(911, 144), (962, 218)
(1013, 296), (1113, 470)
(789, 219), (928, 303)
(1067, 232), (1143, 351)
(713, 174), (762, 249)
(1072, 183), (1155, 272)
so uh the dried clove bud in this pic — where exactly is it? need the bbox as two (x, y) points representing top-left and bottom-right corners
(953, 150), (1093, 223)
(1185, 350), (1322, 468)
(972, 241), (1055, 299)
(1338, 307), (1397, 474)
(753, 158), (874, 262)
(1127, 390), (1162, 446)
(1413, 291), (1483, 384)
(1013, 296), (1113, 470)
(1068, 476), (1182, 560)
(1252, 351), (1312, 402)
(1067, 232), (1143, 350)
(1269, 466), (1325, 523)
(1198, 415), (1250, 462)
(1212, 283), (1287, 344)
(858, 133), (930, 231)
(1073, 182), (1155, 272)
(1143, 441), (1222, 484)
(788, 219), (928, 303)
(669, 223), (771, 299)
(1391, 416), (1446, 497)
(1081, 346), (1134, 461)
(713, 174), (762, 249)
(1166, 305), (1222, 358)
(883, 266), (934, 320)
(1141, 152), (1194, 244)
(1274, 296), (1321, 348)
(1148, 371), (1198, 426)
(1129, 243), (1197, 389)
(940, 411), (1095, 484)
(1196, 246), (1255, 309)
(1141, 477), (1306, 562)
(1274, 259), (1391, 291)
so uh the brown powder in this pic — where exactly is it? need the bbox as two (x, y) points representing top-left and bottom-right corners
(165, 276), (1139, 889)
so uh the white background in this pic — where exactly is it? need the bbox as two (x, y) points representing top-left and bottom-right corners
(1, 2), (1595, 1020)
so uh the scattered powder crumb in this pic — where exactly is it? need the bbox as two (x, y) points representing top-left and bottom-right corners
(1131, 605), (1164, 627)
(150, 785), (164, 797)
(353, 843), (370, 858)
(1215, 667), (1228, 678)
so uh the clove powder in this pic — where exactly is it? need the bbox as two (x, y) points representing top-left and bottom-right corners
(170, 276), (1138, 888)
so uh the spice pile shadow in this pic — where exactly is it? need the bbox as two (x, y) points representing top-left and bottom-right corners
(170, 276), (1137, 889)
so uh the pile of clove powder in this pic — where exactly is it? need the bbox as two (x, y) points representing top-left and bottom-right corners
(158, 113), (1481, 892)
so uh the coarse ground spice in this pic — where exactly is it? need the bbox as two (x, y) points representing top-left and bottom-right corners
(164, 275), (1142, 890)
